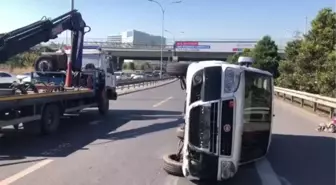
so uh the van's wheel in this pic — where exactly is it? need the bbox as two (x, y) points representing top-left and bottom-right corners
(166, 63), (190, 77)
(98, 90), (109, 115)
(41, 104), (61, 135)
(177, 126), (185, 140)
(162, 154), (183, 176)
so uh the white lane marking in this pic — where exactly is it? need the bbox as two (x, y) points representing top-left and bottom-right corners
(0, 159), (53, 185)
(255, 159), (282, 185)
(153, 97), (173, 107)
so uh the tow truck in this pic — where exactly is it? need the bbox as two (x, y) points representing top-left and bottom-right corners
(0, 10), (117, 135)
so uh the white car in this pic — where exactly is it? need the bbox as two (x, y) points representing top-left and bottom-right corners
(130, 74), (144, 79)
(0, 71), (18, 85)
(16, 72), (32, 82)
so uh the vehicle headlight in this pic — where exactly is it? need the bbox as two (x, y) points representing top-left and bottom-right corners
(192, 70), (203, 86)
(199, 104), (211, 149)
(224, 68), (240, 93)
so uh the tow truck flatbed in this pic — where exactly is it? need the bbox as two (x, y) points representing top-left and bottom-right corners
(0, 88), (95, 111)
(0, 87), (108, 133)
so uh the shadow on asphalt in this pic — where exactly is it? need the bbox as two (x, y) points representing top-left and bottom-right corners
(0, 109), (181, 163)
(268, 134), (336, 185)
(102, 118), (183, 141)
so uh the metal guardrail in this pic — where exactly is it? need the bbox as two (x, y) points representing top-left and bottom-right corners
(116, 76), (175, 90)
(274, 86), (336, 118)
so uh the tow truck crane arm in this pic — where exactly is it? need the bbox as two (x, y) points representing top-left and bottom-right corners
(0, 10), (90, 72)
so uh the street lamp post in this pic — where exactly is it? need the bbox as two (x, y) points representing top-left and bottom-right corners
(148, 0), (182, 78)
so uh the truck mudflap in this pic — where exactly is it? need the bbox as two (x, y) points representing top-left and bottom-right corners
(107, 87), (117, 100)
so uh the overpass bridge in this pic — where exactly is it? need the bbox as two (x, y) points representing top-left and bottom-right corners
(84, 40), (286, 62)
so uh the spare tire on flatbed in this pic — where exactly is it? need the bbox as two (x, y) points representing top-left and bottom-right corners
(166, 63), (190, 77)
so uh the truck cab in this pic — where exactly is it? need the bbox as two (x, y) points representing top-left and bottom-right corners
(60, 46), (117, 100)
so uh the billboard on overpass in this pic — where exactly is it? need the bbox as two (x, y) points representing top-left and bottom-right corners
(174, 41), (257, 53)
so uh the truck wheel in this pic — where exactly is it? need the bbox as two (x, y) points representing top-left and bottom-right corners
(34, 56), (55, 71)
(41, 104), (61, 135)
(166, 63), (190, 77)
(98, 91), (109, 115)
(177, 126), (184, 140)
(163, 154), (183, 176)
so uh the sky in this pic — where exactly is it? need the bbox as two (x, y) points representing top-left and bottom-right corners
(0, 0), (335, 44)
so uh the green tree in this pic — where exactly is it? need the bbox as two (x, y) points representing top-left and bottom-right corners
(277, 7), (336, 97)
(140, 63), (146, 70)
(122, 62), (129, 70)
(128, 62), (135, 70)
(252, 35), (281, 78)
(142, 62), (151, 70)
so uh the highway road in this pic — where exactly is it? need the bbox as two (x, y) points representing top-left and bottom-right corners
(0, 81), (335, 185)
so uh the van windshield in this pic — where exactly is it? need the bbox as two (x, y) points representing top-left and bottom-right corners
(244, 71), (272, 108)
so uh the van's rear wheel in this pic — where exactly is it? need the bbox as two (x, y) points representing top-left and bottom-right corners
(162, 154), (183, 176)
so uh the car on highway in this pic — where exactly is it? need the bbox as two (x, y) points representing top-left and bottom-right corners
(0, 71), (18, 88)
(16, 72), (31, 80)
(130, 73), (144, 79)
(16, 71), (66, 85)
(163, 57), (274, 182)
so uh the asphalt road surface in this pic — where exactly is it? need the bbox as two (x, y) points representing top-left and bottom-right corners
(0, 82), (335, 185)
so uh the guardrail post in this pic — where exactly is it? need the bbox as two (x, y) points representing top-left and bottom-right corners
(313, 102), (317, 112)
(330, 108), (334, 119)
(300, 99), (304, 107)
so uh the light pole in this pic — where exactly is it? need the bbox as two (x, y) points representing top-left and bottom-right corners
(148, 0), (182, 78)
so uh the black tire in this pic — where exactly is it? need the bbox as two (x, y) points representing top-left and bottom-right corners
(166, 63), (190, 77)
(177, 126), (185, 140)
(163, 154), (183, 176)
(34, 56), (55, 71)
(41, 104), (61, 135)
(98, 90), (109, 115)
